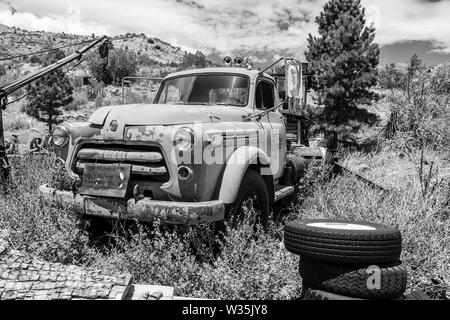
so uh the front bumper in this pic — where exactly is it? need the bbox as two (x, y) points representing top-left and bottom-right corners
(38, 185), (225, 225)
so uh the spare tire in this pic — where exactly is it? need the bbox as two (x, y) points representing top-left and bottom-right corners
(403, 290), (433, 300)
(299, 258), (408, 299)
(284, 219), (402, 264)
(302, 286), (364, 300)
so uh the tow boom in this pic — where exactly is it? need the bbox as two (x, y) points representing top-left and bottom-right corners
(0, 36), (109, 180)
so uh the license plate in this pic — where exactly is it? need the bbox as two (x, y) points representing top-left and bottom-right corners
(80, 163), (132, 198)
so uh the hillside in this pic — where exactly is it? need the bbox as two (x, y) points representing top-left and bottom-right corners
(0, 24), (185, 66)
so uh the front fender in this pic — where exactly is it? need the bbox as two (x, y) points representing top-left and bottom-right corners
(218, 146), (272, 204)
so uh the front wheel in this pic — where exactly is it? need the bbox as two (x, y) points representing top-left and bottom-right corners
(226, 170), (270, 230)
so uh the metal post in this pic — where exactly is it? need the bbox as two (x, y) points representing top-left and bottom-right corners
(0, 96), (10, 180)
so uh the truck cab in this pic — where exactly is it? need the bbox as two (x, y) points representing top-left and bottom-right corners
(39, 65), (328, 227)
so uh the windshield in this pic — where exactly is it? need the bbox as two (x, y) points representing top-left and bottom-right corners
(155, 74), (249, 107)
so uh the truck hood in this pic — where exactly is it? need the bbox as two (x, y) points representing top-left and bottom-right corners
(89, 104), (250, 126)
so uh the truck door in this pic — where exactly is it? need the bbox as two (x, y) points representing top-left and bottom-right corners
(254, 78), (286, 179)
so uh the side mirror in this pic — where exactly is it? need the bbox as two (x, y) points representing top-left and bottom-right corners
(285, 63), (302, 99)
(285, 61), (305, 116)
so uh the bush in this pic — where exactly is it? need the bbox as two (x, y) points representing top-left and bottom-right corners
(0, 155), (90, 264)
(88, 48), (138, 85)
(180, 50), (207, 70)
(29, 55), (42, 64)
(86, 220), (302, 299)
(0, 64), (6, 76)
(379, 64), (406, 90)
(65, 92), (88, 111)
(94, 93), (104, 107)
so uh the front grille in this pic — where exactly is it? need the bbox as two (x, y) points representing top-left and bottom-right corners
(74, 143), (170, 182)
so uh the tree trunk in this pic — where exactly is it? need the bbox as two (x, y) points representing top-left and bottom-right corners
(48, 114), (52, 133)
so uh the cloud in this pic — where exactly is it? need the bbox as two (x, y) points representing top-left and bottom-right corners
(0, 3), (108, 35)
(362, 0), (450, 53)
(0, 0), (322, 60)
(1, 0), (450, 63)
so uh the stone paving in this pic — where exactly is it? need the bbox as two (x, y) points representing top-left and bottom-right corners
(0, 230), (133, 300)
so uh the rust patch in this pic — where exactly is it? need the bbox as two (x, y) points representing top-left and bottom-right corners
(126, 199), (225, 225)
(125, 126), (165, 142)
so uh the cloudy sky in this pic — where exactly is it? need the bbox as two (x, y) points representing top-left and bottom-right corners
(1, 0), (450, 65)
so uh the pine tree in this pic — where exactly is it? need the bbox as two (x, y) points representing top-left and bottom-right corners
(25, 50), (74, 132)
(305, 0), (380, 147)
(406, 54), (424, 101)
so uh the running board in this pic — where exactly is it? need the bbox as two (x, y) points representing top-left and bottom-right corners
(274, 186), (295, 202)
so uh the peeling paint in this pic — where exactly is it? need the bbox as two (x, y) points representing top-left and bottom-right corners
(125, 126), (166, 142)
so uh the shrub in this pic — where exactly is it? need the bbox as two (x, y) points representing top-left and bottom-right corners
(0, 64), (6, 76)
(180, 50), (207, 70)
(0, 155), (90, 264)
(379, 64), (406, 90)
(193, 224), (301, 300)
(65, 92), (88, 111)
(86, 220), (301, 299)
(94, 93), (104, 107)
(29, 55), (42, 64)
(88, 48), (138, 85)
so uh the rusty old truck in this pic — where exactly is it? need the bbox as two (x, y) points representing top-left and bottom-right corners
(39, 58), (331, 227)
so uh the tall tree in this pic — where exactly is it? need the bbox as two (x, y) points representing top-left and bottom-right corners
(406, 54), (424, 100)
(25, 50), (74, 132)
(305, 0), (380, 148)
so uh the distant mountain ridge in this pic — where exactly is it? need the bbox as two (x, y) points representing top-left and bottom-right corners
(0, 23), (186, 65)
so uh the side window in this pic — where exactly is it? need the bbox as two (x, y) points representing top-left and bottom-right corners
(255, 80), (275, 110)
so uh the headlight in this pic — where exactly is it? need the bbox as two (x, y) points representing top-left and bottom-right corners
(174, 128), (196, 152)
(52, 125), (69, 147)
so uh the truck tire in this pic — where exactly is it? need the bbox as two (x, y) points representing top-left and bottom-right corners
(403, 290), (432, 300)
(302, 286), (365, 300)
(299, 258), (408, 299)
(227, 170), (270, 229)
(284, 219), (402, 264)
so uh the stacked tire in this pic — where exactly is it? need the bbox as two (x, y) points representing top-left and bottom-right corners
(284, 219), (408, 300)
